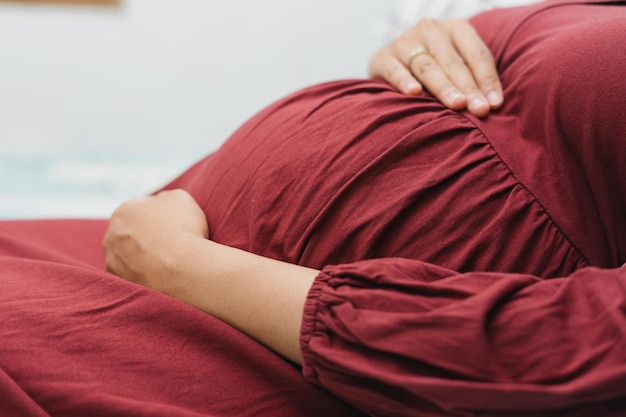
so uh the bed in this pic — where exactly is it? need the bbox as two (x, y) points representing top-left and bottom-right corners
(4, 1), (626, 417)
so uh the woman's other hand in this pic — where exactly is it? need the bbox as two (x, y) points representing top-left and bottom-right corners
(103, 188), (315, 364)
(102, 189), (208, 293)
(369, 18), (503, 117)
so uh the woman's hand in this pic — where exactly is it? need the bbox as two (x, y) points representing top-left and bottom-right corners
(369, 18), (503, 117)
(103, 189), (208, 294)
(103, 189), (316, 364)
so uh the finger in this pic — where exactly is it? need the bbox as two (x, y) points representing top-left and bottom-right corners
(416, 19), (490, 116)
(392, 38), (467, 109)
(369, 49), (423, 95)
(410, 53), (469, 110)
(448, 19), (503, 109)
(390, 20), (468, 111)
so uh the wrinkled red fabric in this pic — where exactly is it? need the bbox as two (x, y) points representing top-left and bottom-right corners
(297, 2), (626, 416)
(0, 220), (363, 417)
(168, 0), (626, 415)
(2, 0), (626, 416)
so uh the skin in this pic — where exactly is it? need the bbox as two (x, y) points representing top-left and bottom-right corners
(103, 18), (504, 364)
(369, 18), (503, 117)
(102, 190), (316, 364)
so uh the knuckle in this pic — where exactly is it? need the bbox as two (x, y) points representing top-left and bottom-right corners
(460, 85), (482, 97)
(443, 18), (469, 36)
(444, 17), (465, 28)
(449, 17), (466, 25)
(395, 32), (416, 51)
(441, 57), (467, 73)
(417, 17), (438, 29)
(397, 31), (412, 44)
(478, 75), (501, 90)
(386, 63), (406, 84)
(474, 45), (495, 62)
(415, 60), (438, 77)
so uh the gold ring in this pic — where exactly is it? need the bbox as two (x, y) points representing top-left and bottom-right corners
(407, 47), (430, 67)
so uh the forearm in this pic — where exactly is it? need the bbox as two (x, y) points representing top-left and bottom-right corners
(165, 235), (317, 364)
(102, 190), (317, 364)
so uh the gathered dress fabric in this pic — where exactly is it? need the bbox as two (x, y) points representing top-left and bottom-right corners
(167, 0), (626, 415)
(1, 0), (625, 416)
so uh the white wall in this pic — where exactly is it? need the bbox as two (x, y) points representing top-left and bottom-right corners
(0, 0), (400, 157)
(0, 0), (540, 219)
(0, 0), (403, 218)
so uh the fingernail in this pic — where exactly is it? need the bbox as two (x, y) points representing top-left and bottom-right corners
(487, 90), (502, 106)
(404, 81), (421, 95)
(469, 97), (488, 111)
(447, 91), (464, 104)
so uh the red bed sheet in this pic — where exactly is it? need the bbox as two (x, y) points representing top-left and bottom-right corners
(0, 220), (364, 416)
(2, 0), (626, 416)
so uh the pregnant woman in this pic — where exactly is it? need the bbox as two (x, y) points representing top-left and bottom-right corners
(3, 0), (626, 416)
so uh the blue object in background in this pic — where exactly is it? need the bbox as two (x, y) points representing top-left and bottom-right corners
(0, 152), (191, 219)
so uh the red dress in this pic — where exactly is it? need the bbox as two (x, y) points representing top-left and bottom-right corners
(1, 1), (625, 416)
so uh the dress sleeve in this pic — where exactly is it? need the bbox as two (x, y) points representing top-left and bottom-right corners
(300, 258), (626, 416)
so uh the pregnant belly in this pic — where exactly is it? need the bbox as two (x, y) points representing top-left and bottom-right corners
(165, 79), (587, 277)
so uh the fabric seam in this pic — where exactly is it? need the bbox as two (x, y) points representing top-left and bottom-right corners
(462, 115), (591, 267)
